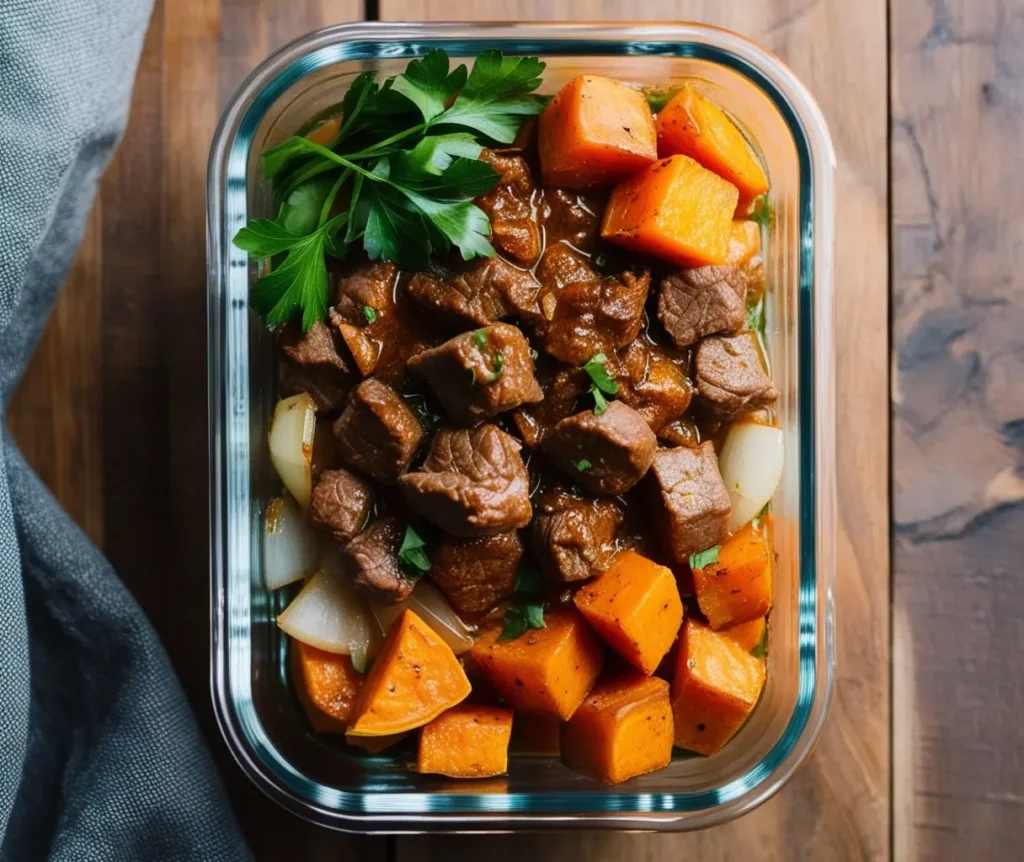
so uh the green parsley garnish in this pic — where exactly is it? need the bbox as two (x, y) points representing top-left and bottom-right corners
(397, 525), (430, 578)
(582, 352), (618, 415)
(500, 563), (546, 641)
(361, 304), (378, 324)
(473, 329), (489, 349)
(483, 351), (504, 382)
(688, 545), (720, 570)
(749, 195), (772, 228)
(750, 625), (768, 658)
(234, 49), (547, 331)
(746, 294), (765, 336)
(572, 459), (592, 473)
(643, 86), (680, 114)
(513, 564), (543, 600)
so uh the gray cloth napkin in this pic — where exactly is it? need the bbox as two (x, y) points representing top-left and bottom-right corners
(0, 2), (251, 859)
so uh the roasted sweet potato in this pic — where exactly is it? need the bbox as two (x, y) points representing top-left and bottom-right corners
(725, 220), (761, 266)
(656, 85), (769, 210)
(538, 75), (657, 188)
(347, 609), (472, 737)
(671, 618), (766, 755)
(510, 712), (562, 755)
(721, 616), (766, 654)
(470, 607), (605, 720)
(692, 522), (772, 629)
(290, 640), (363, 734)
(562, 667), (673, 784)
(574, 550), (684, 675)
(417, 705), (514, 778)
(601, 155), (739, 266)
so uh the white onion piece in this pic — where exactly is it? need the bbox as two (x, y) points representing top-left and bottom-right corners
(370, 581), (474, 655)
(278, 571), (381, 667)
(718, 421), (784, 532)
(269, 393), (316, 508)
(263, 495), (319, 590)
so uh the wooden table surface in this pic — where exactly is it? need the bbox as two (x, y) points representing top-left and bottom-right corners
(7, 0), (1022, 859)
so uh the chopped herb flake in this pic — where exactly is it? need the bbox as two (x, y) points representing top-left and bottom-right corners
(361, 304), (378, 324)
(499, 601), (546, 641)
(397, 525), (430, 578)
(688, 545), (720, 570)
(473, 328), (489, 349)
(572, 458), (592, 473)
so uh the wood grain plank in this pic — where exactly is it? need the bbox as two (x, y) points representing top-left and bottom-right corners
(892, 0), (1024, 858)
(8, 206), (105, 546)
(382, 1), (889, 858)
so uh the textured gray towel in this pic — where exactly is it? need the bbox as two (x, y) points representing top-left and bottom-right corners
(0, 2), (251, 859)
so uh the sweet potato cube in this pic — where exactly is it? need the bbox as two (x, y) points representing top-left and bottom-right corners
(562, 668), (673, 784)
(725, 220), (761, 266)
(574, 550), (684, 675)
(656, 85), (769, 210)
(721, 616), (767, 655)
(470, 607), (605, 720)
(601, 155), (739, 266)
(290, 640), (363, 734)
(510, 712), (562, 755)
(539, 74), (657, 188)
(672, 618), (765, 755)
(347, 609), (471, 737)
(693, 522), (772, 629)
(417, 705), (514, 778)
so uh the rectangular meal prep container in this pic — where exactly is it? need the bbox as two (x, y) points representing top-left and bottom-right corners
(207, 20), (836, 833)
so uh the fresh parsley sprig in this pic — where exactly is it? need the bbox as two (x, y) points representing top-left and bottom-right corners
(499, 563), (546, 641)
(234, 49), (547, 331)
(398, 525), (431, 579)
(582, 352), (619, 415)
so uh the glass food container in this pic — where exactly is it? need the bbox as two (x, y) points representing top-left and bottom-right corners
(208, 21), (836, 833)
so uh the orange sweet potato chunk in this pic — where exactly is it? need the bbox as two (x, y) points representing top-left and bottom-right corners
(562, 667), (673, 784)
(601, 155), (739, 266)
(574, 550), (684, 675)
(721, 616), (767, 654)
(417, 705), (514, 778)
(290, 640), (363, 734)
(693, 522), (772, 629)
(470, 607), (605, 720)
(656, 84), (769, 210)
(672, 618), (766, 755)
(347, 609), (471, 737)
(539, 74), (657, 188)
(725, 219), (761, 266)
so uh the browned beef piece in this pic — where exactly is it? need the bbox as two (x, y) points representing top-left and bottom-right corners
(475, 149), (541, 266)
(340, 516), (415, 604)
(399, 424), (532, 538)
(657, 418), (701, 449)
(332, 378), (423, 484)
(532, 486), (623, 583)
(430, 531), (523, 614)
(657, 265), (747, 349)
(539, 188), (604, 251)
(694, 331), (778, 420)
(534, 244), (650, 366)
(307, 468), (375, 543)
(331, 261), (397, 326)
(614, 340), (693, 432)
(511, 364), (588, 448)
(408, 323), (542, 426)
(543, 400), (657, 495)
(406, 256), (541, 329)
(276, 320), (354, 412)
(648, 442), (731, 563)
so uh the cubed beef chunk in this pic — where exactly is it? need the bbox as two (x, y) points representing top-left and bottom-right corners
(430, 531), (523, 614)
(657, 265), (747, 349)
(276, 320), (353, 412)
(534, 243), (649, 366)
(408, 323), (543, 426)
(648, 443), (731, 563)
(331, 261), (397, 326)
(657, 418), (702, 449)
(307, 468), (375, 543)
(543, 400), (657, 495)
(614, 340), (693, 432)
(406, 256), (541, 329)
(532, 486), (623, 583)
(511, 363), (589, 448)
(399, 424), (532, 538)
(340, 516), (415, 604)
(694, 331), (778, 420)
(539, 188), (604, 251)
(332, 378), (423, 484)
(475, 149), (542, 265)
